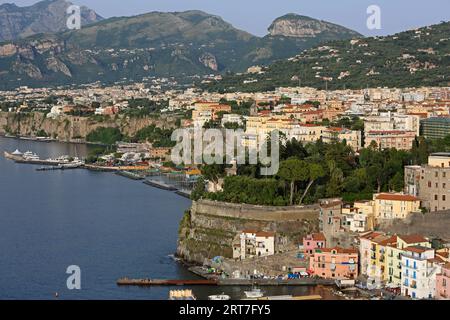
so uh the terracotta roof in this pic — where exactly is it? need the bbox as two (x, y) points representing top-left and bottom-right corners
(375, 193), (420, 202)
(360, 231), (384, 240)
(255, 231), (276, 237)
(404, 245), (432, 254)
(428, 256), (446, 264)
(311, 233), (326, 241)
(377, 235), (398, 246)
(398, 234), (428, 244)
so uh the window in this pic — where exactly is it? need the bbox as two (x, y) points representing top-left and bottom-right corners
(435, 195), (438, 200)
(443, 195), (446, 201)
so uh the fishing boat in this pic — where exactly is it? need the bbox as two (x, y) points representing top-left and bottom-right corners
(208, 293), (231, 300)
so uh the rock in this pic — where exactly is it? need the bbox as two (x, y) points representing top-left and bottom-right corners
(268, 13), (361, 38)
(199, 52), (218, 71)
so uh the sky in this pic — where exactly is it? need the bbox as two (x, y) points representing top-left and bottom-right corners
(2, 0), (450, 37)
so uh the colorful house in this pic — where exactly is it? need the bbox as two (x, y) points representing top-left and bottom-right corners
(303, 233), (326, 255)
(384, 234), (430, 286)
(309, 247), (358, 280)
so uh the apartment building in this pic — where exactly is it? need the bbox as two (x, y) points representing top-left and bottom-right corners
(401, 246), (442, 299)
(420, 117), (450, 140)
(418, 153), (450, 212)
(373, 193), (421, 222)
(233, 230), (275, 260)
(404, 165), (422, 197)
(321, 127), (362, 151)
(309, 247), (359, 280)
(303, 233), (327, 255)
(364, 130), (416, 150)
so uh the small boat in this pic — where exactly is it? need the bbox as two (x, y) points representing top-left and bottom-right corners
(208, 293), (231, 300)
(169, 289), (196, 300)
(244, 288), (264, 299)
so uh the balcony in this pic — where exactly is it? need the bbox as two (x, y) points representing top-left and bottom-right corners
(410, 283), (417, 289)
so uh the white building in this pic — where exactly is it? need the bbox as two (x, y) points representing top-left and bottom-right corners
(233, 230), (275, 260)
(221, 114), (244, 127)
(401, 246), (441, 299)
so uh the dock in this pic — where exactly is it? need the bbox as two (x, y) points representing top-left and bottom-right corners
(143, 179), (178, 191)
(36, 165), (81, 171)
(115, 171), (144, 180)
(116, 277), (334, 287)
(117, 278), (218, 286)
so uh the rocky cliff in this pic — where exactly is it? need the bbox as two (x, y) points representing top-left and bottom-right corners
(177, 199), (320, 265)
(0, 111), (176, 142)
(0, 0), (102, 42)
(268, 13), (361, 39)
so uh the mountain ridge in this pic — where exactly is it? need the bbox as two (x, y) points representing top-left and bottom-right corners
(0, 5), (362, 89)
(205, 20), (450, 92)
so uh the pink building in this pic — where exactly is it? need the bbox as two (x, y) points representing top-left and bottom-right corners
(303, 233), (326, 255)
(309, 247), (359, 280)
(436, 263), (450, 300)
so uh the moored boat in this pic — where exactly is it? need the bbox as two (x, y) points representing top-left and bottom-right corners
(208, 293), (231, 300)
(244, 288), (264, 299)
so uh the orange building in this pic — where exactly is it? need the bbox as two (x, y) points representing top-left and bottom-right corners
(309, 247), (359, 280)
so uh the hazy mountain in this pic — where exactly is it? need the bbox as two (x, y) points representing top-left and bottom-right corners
(0, 0), (103, 42)
(206, 21), (450, 92)
(0, 8), (361, 89)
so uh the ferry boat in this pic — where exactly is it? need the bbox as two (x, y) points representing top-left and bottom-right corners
(244, 288), (264, 299)
(208, 293), (231, 300)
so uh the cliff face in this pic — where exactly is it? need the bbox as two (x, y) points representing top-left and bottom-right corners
(177, 199), (320, 264)
(268, 14), (361, 38)
(0, 0), (102, 42)
(0, 111), (176, 141)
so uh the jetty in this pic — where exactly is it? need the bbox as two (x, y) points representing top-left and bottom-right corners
(117, 278), (218, 286)
(116, 277), (334, 287)
(143, 179), (178, 191)
(115, 171), (144, 180)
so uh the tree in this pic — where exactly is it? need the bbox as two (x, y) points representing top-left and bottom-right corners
(277, 158), (308, 205)
(299, 163), (325, 204)
(201, 164), (225, 183)
(191, 177), (206, 201)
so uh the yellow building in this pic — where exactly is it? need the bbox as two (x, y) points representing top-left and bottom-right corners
(360, 232), (431, 287)
(384, 235), (430, 286)
(373, 193), (421, 223)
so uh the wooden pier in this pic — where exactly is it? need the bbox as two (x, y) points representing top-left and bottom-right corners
(117, 278), (218, 286)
